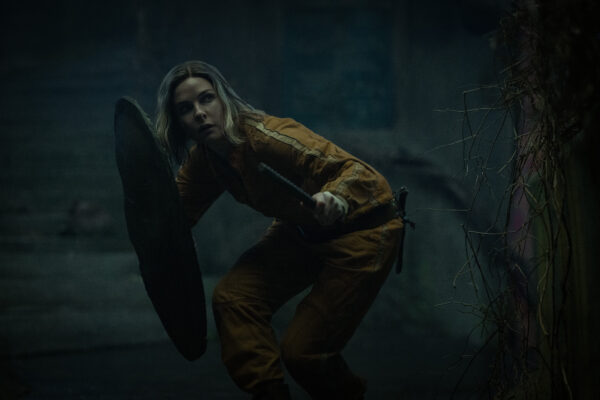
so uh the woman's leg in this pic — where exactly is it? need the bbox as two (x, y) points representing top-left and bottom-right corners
(280, 218), (402, 400)
(212, 223), (317, 396)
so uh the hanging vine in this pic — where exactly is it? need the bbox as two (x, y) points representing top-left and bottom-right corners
(460, 0), (600, 398)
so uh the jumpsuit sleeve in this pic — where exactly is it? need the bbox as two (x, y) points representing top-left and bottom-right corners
(247, 117), (393, 221)
(175, 145), (224, 226)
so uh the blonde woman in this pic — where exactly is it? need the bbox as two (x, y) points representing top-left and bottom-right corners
(156, 60), (403, 400)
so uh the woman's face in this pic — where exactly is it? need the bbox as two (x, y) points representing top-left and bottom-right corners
(173, 76), (225, 144)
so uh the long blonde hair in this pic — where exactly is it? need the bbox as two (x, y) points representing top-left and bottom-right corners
(155, 60), (262, 164)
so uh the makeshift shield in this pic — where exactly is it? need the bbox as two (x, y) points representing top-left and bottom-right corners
(114, 97), (207, 361)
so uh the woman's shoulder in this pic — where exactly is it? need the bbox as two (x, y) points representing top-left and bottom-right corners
(242, 114), (320, 145)
(240, 114), (341, 168)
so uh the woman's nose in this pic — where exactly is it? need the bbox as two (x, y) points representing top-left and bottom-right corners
(193, 104), (207, 121)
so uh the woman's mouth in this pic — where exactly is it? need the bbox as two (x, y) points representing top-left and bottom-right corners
(198, 124), (214, 134)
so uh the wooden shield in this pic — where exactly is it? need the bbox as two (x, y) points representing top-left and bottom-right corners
(114, 96), (207, 360)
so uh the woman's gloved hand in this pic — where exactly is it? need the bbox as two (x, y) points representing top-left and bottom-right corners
(308, 191), (349, 226)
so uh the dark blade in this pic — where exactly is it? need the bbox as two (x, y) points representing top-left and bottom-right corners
(257, 162), (316, 210)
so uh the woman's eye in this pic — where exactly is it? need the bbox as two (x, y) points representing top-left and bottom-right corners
(177, 104), (191, 115)
(200, 93), (215, 103)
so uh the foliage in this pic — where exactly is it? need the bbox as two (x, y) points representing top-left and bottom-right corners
(460, 0), (600, 398)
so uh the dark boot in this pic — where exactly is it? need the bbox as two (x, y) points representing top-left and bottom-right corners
(252, 381), (292, 400)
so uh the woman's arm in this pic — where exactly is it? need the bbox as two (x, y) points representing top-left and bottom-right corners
(176, 145), (224, 226)
(247, 117), (393, 224)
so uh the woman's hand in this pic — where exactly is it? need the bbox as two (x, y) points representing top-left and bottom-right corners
(309, 191), (349, 226)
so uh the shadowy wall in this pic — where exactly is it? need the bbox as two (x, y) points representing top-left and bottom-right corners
(0, 0), (509, 387)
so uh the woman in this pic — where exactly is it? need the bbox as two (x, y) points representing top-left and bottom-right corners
(156, 61), (403, 400)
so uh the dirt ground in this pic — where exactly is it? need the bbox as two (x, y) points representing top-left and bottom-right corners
(4, 327), (490, 400)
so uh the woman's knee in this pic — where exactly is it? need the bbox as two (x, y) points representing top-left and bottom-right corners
(280, 330), (310, 373)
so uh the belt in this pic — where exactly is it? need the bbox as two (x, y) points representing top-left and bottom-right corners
(295, 187), (414, 274)
(295, 200), (400, 243)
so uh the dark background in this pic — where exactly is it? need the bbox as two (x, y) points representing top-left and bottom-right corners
(1, 0), (511, 398)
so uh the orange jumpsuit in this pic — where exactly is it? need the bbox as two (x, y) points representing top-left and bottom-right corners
(176, 116), (403, 399)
